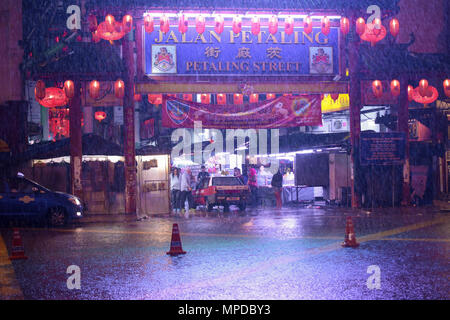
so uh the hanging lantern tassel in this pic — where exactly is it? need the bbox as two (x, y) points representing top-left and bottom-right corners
(372, 80), (383, 98)
(35, 80), (46, 100)
(389, 18), (399, 37)
(356, 17), (366, 36)
(340, 17), (349, 37)
(284, 16), (294, 35)
(418, 79), (429, 97)
(160, 15), (170, 34)
(214, 15), (224, 34)
(195, 15), (205, 34)
(444, 79), (450, 98)
(321, 16), (330, 36)
(407, 85), (414, 102)
(390, 79), (400, 97)
(303, 16), (312, 34)
(268, 16), (278, 35)
(178, 14), (188, 34)
(63, 80), (75, 99)
(251, 16), (260, 36)
(114, 79), (125, 99)
(122, 15), (133, 34)
(232, 16), (242, 34)
(144, 15), (154, 33)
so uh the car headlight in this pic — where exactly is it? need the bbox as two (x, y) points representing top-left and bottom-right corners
(68, 197), (82, 206)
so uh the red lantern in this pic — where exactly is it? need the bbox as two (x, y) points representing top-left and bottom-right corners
(35, 80), (46, 100)
(407, 85), (414, 102)
(89, 80), (100, 99)
(148, 94), (163, 105)
(418, 79), (429, 97)
(122, 15), (133, 34)
(330, 93), (339, 101)
(360, 22), (387, 46)
(217, 93), (226, 105)
(182, 94), (192, 101)
(340, 17), (349, 36)
(144, 15), (154, 33)
(134, 93), (142, 102)
(389, 18), (399, 37)
(268, 16), (278, 35)
(160, 15), (170, 34)
(232, 16), (242, 34)
(214, 15), (224, 34)
(390, 80), (400, 97)
(63, 80), (75, 99)
(37, 87), (69, 108)
(95, 111), (107, 122)
(178, 14), (188, 34)
(266, 93), (275, 100)
(105, 14), (115, 33)
(284, 16), (294, 35)
(372, 18), (382, 36)
(249, 93), (259, 103)
(412, 85), (438, 105)
(114, 79), (124, 99)
(303, 16), (312, 34)
(443, 79), (450, 98)
(251, 16), (260, 35)
(200, 94), (210, 104)
(356, 17), (365, 36)
(195, 15), (205, 34)
(233, 93), (243, 105)
(321, 16), (330, 36)
(88, 14), (98, 32)
(372, 80), (383, 98)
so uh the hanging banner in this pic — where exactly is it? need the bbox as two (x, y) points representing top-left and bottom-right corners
(162, 95), (322, 128)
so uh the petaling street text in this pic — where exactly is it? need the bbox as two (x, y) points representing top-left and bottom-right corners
(185, 61), (302, 73)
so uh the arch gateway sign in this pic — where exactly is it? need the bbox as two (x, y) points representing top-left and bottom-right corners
(143, 26), (340, 76)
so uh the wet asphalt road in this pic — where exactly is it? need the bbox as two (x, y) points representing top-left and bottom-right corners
(1, 206), (449, 300)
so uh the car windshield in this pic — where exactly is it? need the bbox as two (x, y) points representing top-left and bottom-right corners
(23, 178), (50, 192)
(212, 177), (243, 186)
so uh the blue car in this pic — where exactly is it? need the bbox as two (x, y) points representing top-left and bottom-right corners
(0, 173), (83, 226)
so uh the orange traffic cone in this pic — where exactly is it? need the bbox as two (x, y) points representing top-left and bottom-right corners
(9, 228), (27, 260)
(342, 216), (359, 248)
(166, 223), (186, 256)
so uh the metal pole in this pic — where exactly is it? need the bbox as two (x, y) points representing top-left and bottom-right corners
(69, 81), (82, 199)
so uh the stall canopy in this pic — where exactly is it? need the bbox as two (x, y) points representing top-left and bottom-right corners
(20, 134), (123, 161)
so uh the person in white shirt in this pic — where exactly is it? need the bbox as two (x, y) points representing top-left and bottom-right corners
(170, 167), (181, 214)
(180, 168), (195, 213)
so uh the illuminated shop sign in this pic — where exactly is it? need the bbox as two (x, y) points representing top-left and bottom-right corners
(144, 27), (339, 76)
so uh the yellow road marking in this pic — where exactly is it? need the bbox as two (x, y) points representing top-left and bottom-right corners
(159, 215), (449, 295)
(0, 235), (24, 300)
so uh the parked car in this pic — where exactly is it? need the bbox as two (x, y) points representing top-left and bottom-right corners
(193, 176), (249, 212)
(0, 173), (83, 226)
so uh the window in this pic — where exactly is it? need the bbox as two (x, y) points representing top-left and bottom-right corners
(212, 177), (243, 186)
(9, 178), (36, 193)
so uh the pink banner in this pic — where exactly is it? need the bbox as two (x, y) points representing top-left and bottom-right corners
(162, 95), (322, 128)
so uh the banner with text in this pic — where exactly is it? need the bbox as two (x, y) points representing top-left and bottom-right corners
(162, 95), (322, 128)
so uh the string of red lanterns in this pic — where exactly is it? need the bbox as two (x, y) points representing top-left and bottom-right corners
(89, 14), (133, 42)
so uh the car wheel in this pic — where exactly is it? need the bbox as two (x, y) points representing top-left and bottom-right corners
(47, 207), (67, 227)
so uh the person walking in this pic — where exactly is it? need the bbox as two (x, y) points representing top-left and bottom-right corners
(197, 165), (209, 189)
(169, 167), (181, 214)
(271, 169), (283, 209)
(180, 167), (195, 214)
(248, 167), (258, 207)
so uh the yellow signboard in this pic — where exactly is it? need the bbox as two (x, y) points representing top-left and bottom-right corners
(321, 94), (349, 113)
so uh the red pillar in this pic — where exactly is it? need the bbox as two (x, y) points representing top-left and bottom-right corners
(69, 81), (83, 198)
(123, 35), (137, 215)
(398, 77), (410, 205)
(348, 18), (362, 209)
